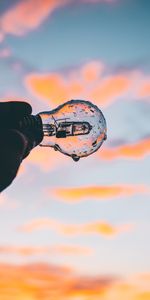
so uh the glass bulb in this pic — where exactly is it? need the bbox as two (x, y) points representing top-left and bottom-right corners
(38, 99), (107, 161)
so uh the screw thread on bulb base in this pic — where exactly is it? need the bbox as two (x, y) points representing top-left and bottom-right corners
(19, 115), (42, 131)
(18, 114), (43, 150)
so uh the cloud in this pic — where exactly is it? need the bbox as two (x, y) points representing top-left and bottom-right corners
(89, 74), (131, 105)
(99, 138), (150, 160)
(0, 0), (119, 42)
(19, 218), (132, 237)
(25, 62), (150, 109)
(81, 61), (104, 81)
(138, 78), (150, 98)
(0, 244), (92, 256)
(19, 218), (58, 232)
(59, 221), (132, 237)
(104, 279), (150, 300)
(24, 60), (150, 108)
(25, 72), (83, 106)
(83, 222), (132, 236)
(135, 293), (150, 300)
(0, 0), (70, 40)
(0, 262), (149, 300)
(52, 185), (148, 202)
(0, 245), (48, 256)
(0, 262), (115, 300)
(51, 245), (92, 255)
(25, 63), (136, 108)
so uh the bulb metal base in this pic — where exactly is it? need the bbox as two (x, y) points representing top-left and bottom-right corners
(18, 114), (43, 154)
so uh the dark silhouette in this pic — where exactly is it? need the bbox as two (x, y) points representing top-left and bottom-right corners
(0, 101), (42, 192)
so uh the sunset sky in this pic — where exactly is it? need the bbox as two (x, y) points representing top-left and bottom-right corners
(0, 0), (150, 299)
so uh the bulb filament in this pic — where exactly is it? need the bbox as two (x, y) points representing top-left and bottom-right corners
(43, 116), (92, 138)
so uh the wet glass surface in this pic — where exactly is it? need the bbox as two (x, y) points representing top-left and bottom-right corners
(39, 99), (107, 160)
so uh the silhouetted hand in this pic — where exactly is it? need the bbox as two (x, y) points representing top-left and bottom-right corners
(0, 101), (42, 192)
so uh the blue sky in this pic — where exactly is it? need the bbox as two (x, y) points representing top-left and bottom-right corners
(2, 0), (150, 71)
(0, 0), (150, 299)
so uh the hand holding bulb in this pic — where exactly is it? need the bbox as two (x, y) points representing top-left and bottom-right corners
(0, 99), (107, 191)
(0, 101), (37, 192)
(1, 99), (107, 161)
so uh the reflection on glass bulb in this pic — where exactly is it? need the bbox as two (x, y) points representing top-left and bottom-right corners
(38, 99), (107, 161)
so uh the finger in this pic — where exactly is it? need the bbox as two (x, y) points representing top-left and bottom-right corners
(0, 101), (32, 129)
(0, 101), (32, 118)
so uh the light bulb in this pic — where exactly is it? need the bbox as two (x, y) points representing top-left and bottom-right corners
(38, 99), (107, 161)
(16, 99), (106, 161)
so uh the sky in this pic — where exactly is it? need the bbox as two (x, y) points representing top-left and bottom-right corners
(0, 0), (150, 299)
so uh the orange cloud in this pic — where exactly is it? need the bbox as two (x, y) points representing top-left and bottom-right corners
(60, 221), (132, 237)
(19, 218), (58, 232)
(25, 64), (136, 108)
(135, 293), (150, 300)
(138, 79), (150, 98)
(81, 61), (104, 82)
(83, 222), (131, 236)
(53, 245), (92, 255)
(52, 185), (148, 202)
(25, 73), (70, 106)
(0, 245), (47, 256)
(90, 74), (131, 105)
(0, 244), (91, 256)
(0, 262), (115, 300)
(0, 0), (70, 39)
(25, 63), (150, 110)
(104, 281), (150, 300)
(0, 0), (119, 42)
(99, 138), (150, 160)
(0, 262), (149, 300)
(19, 218), (132, 237)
